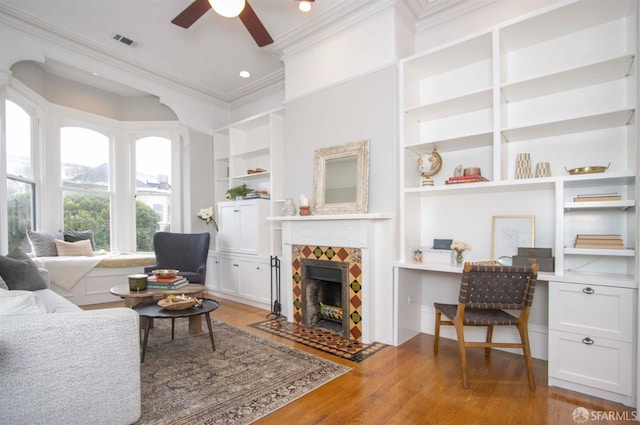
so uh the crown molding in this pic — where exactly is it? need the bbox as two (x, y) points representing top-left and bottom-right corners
(267, 0), (396, 60)
(414, 0), (498, 31)
(0, 3), (247, 106)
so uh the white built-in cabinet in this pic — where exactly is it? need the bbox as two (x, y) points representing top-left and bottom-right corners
(205, 109), (284, 309)
(397, 0), (638, 406)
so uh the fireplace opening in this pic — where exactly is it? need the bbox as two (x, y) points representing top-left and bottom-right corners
(301, 259), (349, 337)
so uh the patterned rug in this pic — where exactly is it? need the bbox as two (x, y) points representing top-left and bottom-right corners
(250, 318), (388, 362)
(135, 318), (350, 425)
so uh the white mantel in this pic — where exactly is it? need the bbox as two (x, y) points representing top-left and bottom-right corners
(271, 214), (395, 345)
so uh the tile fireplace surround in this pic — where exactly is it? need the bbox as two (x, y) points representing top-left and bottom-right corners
(271, 214), (394, 345)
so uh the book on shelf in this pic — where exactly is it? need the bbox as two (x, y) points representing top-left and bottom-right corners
(244, 193), (271, 199)
(575, 234), (622, 240)
(574, 242), (625, 249)
(445, 175), (489, 184)
(573, 193), (622, 202)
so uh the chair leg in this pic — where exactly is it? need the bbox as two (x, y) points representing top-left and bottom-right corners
(434, 310), (442, 354)
(517, 321), (536, 391)
(171, 318), (175, 340)
(485, 325), (494, 357)
(453, 319), (470, 389)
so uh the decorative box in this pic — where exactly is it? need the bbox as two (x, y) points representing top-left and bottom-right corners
(425, 249), (453, 264)
(512, 255), (555, 272)
(517, 247), (552, 258)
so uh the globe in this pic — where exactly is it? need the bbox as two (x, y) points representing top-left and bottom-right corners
(418, 149), (442, 178)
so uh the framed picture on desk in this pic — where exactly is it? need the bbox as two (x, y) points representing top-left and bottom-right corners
(491, 215), (535, 260)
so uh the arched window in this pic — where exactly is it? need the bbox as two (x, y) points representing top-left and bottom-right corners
(135, 136), (172, 251)
(60, 126), (111, 251)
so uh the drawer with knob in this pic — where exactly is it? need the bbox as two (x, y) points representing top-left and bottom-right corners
(549, 281), (635, 342)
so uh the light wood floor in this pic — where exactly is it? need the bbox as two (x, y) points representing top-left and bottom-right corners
(86, 297), (636, 424)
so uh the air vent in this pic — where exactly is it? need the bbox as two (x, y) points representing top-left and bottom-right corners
(112, 33), (142, 48)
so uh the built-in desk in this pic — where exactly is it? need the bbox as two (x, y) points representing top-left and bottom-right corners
(393, 261), (549, 361)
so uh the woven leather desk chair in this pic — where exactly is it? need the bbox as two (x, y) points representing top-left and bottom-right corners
(434, 262), (539, 390)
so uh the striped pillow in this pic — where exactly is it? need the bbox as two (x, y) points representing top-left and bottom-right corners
(54, 239), (94, 257)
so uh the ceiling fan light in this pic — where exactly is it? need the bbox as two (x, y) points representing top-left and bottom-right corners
(209, 0), (245, 18)
(298, 1), (312, 12)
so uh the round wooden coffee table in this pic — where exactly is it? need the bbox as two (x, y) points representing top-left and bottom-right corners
(110, 283), (207, 334)
(132, 299), (220, 362)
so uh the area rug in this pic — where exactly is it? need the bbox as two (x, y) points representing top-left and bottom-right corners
(135, 318), (350, 425)
(250, 318), (388, 362)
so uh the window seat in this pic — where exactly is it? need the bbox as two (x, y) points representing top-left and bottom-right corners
(33, 253), (156, 306)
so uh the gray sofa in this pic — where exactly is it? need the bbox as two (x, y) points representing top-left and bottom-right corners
(0, 270), (141, 425)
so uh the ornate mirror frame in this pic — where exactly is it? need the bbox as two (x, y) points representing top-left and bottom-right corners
(313, 139), (369, 215)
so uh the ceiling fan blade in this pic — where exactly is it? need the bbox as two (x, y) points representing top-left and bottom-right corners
(172, 0), (212, 29)
(239, 1), (274, 47)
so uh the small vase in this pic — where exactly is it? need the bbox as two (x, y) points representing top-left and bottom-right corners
(282, 198), (296, 216)
(455, 250), (464, 265)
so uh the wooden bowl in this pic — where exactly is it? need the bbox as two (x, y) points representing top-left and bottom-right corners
(158, 296), (195, 310)
(153, 269), (179, 279)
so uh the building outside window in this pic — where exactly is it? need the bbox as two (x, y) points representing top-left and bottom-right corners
(135, 136), (172, 252)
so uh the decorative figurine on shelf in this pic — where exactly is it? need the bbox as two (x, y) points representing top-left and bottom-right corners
(299, 194), (311, 216)
(417, 148), (442, 187)
(414, 249), (423, 264)
(453, 164), (463, 177)
(282, 198), (296, 216)
(451, 240), (472, 265)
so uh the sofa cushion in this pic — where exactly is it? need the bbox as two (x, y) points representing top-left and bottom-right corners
(27, 230), (63, 257)
(0, 288), (45, 315)
(55, 239), (94, 257)
(0, 249), (48, 291)
(32, 289), (82, 313)
(64, 230), (96, 250)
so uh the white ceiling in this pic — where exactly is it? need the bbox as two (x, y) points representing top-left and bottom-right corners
(0, 0), (485, 104)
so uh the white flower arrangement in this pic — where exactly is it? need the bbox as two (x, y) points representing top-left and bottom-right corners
(451, 240), (472, 253)
(196, 206), (218, 232)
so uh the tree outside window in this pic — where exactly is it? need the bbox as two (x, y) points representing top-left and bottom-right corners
(5, 100), (35, 252)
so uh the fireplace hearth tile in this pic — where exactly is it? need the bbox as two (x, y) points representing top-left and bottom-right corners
(251, 319), (387, 362)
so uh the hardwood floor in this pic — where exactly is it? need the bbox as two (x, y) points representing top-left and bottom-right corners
(85, 297), (636, 424)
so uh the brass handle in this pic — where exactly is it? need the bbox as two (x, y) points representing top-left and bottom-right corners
(582, 337), (594, 345)
(583, 287), (595, 294)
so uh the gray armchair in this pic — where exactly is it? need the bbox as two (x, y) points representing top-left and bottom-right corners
(144, 232), (210, 283)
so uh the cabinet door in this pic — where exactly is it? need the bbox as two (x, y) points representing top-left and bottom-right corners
(549, 282), (634, 342)
(549, 329), (633, 396)
(218, 203), (241, 252)
(238, 259), (270, 302)
(219, 257), (240, 293)
(205, 254), (221, 290)
(238, 201), (258, 254)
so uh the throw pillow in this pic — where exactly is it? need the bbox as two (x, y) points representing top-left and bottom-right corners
(54, 239), (94, 257)
(0, 288), (45, 315)
(64, 230), (96, 250)
(27, 230), (62, 257)
(0, 249), (48, 291)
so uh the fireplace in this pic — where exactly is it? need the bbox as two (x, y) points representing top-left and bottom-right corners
(275, 215), (394, 345)
(301, 259), (350, 337)
(291, 244), (364, 341)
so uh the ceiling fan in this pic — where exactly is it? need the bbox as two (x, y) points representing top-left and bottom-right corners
(171, 0), (278, 47)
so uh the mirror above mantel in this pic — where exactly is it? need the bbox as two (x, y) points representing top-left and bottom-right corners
(313, 140), (369, 215)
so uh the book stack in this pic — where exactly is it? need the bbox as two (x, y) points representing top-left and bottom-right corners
(147, 275), (189, 290)
(245, 190), (270, 200)
(445, 174), (489, 185)
(574, 234), (624, 249)
(573, 193), (622, 202)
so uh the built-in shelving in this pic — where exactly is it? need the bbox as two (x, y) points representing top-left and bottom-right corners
(397, 0), (638, 406)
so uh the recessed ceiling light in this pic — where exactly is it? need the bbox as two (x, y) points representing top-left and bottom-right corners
(239, 70), (251, 78)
